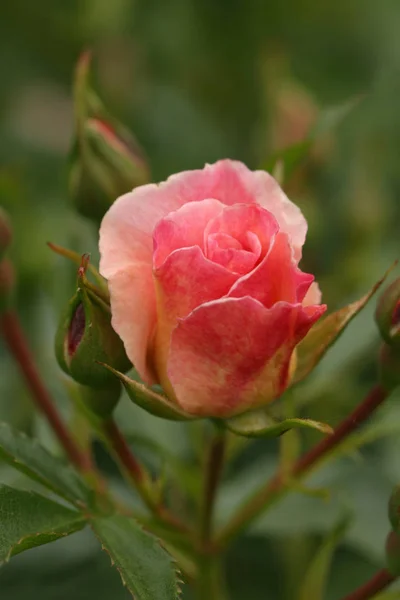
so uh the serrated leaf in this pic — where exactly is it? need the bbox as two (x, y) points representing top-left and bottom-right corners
(100, 364), (195, 422)
(0, 422), (90, 505)
(0, 485), (87, 564)
(298, 516), (351, 600)
(226, 409), (333, 438)
(294, 266), (395, 385)
(91, 515), (180, 600)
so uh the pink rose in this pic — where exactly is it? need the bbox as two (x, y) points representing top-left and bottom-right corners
(99, 160), (326, 418)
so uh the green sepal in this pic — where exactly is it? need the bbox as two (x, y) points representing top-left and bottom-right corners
(79, 381), (122, 419)
(293, 265), (395, 385)
(379, 343), (400, 392)
(47, 241), (108, 295)
(386, 530), (400, 577)
(225, 408), (333, 438)
(55, 261), (131, 389)
(375, 276), (400, 350)
(99, 364), (196, 422)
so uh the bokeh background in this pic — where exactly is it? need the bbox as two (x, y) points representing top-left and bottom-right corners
(1, 1), (400, 598)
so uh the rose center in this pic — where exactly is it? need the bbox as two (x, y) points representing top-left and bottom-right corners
(205, 231), (261, 275)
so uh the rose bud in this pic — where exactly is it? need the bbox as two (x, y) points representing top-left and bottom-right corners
(99, 160), (327, 418)
(55, 262), (131, 390)
(388, 485), (400, 532)
(379, 343), (400, 392)
(0, 208), (12, 261)
(386, 530), (400, 576)
(0, 259), (15, 313)
(69, 52), (149, 223)
(375, 277), (400, 351)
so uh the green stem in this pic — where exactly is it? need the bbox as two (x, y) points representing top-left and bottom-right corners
(340, 568), (395, 600)
(200, 425), (226, 547)
(0, 309), (93, 474)
(217, 384), (388, 548)
(196, 557), (229, 600)
(196, 425), (228, 599)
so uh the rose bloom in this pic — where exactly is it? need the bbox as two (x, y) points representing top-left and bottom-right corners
(99, 160), (326, 418)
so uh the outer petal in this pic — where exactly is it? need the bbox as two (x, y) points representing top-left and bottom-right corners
(303, 281), (323, 306)
(107, 266), (157, 382)
(153, 246), (238, 385)
(167, 297), (326, 417)
(228, 232), (314, 308)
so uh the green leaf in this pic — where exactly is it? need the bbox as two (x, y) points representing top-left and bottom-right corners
(91, 515), (180, 599)
(100, 365), (195, 422)
(298, 516), (351, 600)
(263, 96), (360, 179)
(0, 422), (90, 505)
(0, 485), (87, 564)
(374, 593), (400, 600)
(294, 267), (394, 385)
(226, 409), (333, 438)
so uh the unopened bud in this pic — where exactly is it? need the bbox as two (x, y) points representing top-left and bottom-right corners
(378, 343), (400, 392)
(0, 259), (15, 313)
(388, 485), (400, 532)
(55, 258), (131, 389)
(386, 530), (400, 576)
(375, 277), (400, 350)
(0, 208), (12, 260)
(69, 52), (149, 223)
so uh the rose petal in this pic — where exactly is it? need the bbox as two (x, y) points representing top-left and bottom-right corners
(107, 266), (157, 382)
(167, 297), (326, 417)
(205, 203), (279, 258)
(153, 199), (224, 269)
(228, 232), (314, 308)
(303, 281), (323, 306)
(153, 246), (238, 383)
(207, 233), (259, 275)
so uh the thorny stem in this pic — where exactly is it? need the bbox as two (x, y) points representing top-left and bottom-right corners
(340, 568), (395, 600)
(217, 384), (388, 548)
(0, 309), (93, 473)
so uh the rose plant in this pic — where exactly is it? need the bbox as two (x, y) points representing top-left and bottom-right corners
(0, 53), (399, 600)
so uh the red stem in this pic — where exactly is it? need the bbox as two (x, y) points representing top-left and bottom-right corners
(294, 384), (387, 477)
(0, 309), (92, 473)
(103, 418), (143, 483)
(340, 568), (395, 600)
(217, 385), (388, 547)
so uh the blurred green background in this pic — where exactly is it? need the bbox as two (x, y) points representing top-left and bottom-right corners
(1, 0), (400, 598)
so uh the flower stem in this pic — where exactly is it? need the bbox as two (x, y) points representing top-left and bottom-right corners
(340, 568), (395, 600)
(0, 309), (92, 473)
(217, 384), (388, 548)
(200, 425), (226, 547)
